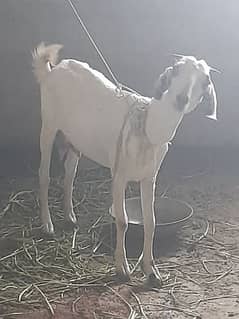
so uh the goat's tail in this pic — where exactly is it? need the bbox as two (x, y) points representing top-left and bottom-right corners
(32, 42), (63, 83)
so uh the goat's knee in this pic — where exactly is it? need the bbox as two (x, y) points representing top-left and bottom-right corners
(112, 178), (130, 280)
(39, 169), (53, 233)
(116, 216), (128, 233)
(63, 149), (79, 225)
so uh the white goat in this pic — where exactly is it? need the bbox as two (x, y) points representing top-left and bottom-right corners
(33, 43), (217, 285)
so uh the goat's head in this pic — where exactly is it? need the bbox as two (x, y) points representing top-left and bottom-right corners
(154, 56), (218, 120)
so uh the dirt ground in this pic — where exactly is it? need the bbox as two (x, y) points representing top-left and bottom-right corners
(1, 162), (239, 319)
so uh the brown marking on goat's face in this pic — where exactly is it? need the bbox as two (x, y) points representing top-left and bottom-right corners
(175, 92), (189, 112)
(154, 67), (172, 100)
(171, 63), (180, 77)
(154, 63), (181, 100)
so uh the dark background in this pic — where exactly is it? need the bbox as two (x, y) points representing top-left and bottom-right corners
(0, 0), (238, 175)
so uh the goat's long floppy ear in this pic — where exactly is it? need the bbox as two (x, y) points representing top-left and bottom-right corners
(154, 67), (173, 100)
(205, 81), (217, 120)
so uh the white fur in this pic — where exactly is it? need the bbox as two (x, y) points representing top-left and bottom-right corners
(33, 44), (217, 282)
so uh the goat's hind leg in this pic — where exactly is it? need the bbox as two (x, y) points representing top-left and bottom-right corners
(63, 148), (80, 225)
(39, 126), (57, 234)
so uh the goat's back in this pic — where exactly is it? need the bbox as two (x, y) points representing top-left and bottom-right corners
(40, 58), (132, 168)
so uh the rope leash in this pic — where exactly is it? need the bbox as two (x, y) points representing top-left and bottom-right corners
(66, 0), (139, 95)
(66, 0), (121, 91)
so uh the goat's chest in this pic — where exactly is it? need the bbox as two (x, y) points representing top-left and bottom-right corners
(123, 137), (156, 181)
(114, 103), (159, 181)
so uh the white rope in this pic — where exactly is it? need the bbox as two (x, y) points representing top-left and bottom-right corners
(66, 0), (140, 95)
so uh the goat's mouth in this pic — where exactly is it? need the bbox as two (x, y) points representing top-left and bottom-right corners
(206, 114), (217, 120)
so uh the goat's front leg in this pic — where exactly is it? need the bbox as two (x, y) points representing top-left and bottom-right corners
(112, 177), (130, 281)
(39, 127), (56, 234)
(140, 177), (162, 286)
(63, 148), (79, 225)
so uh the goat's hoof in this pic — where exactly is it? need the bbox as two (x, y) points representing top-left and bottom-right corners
(41, 229), (55, 240)
(65, 212), (77, 225)
(43, 232), (55, 240)
(64, 219), (78, 230)
(115, 271), (130, 283)
(41, 222), (55, 236)
(146, 273), (163, 288)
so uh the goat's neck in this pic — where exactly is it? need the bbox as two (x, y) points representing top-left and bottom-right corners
(146, 92), (184, 146)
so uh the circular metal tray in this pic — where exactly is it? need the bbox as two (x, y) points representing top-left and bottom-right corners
(92, 197), (193, 257)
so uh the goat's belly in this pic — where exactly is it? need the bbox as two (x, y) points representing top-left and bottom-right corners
(56, 105), (127, 169)
(81, 147), (111, 168)
(61, 129), (115, 168)
(71, 138), (112, 168)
